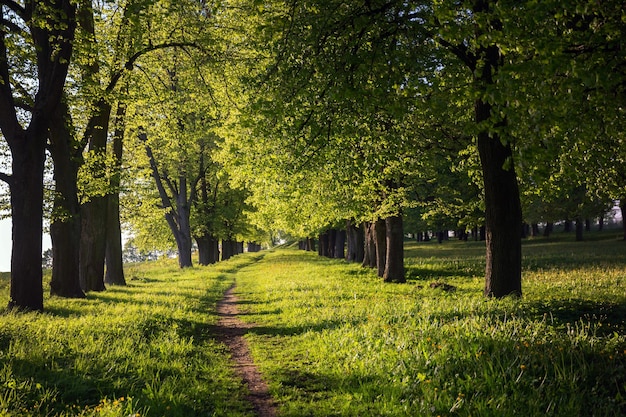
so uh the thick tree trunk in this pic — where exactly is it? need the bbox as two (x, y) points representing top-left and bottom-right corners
(49, 98), (85, 298)
(222, 239), (236, 261)
(374, 218), (387, 278)
(306, 238), (315, 251)
(8, 133), (47, 311)
(327, 229), (337, 258)
(476, 98), (522, 297)
(383, 215), (405, 283)
(105, 100), (127, 285)
(346, 220), (364, 263)
(334, 229), (346, 259)
(319, 232), (330, 257)
(575, 218), (584, 241)
(471, 2), (522, 298)
(362, 222), (377, 268)
(197, 235), (219, 265)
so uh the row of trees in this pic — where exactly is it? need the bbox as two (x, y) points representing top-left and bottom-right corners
(1, 1), (624, 310)
(222, 0), (625, 297)
(0, 0), (262, 311)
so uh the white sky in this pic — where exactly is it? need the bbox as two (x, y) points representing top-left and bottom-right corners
(0, 218), (52, 272)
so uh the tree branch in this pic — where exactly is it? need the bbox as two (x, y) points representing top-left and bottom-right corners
(106, 41), (202, 94)
(0, 171), (12, 186)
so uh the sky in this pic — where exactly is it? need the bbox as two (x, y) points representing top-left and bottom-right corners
(0, 218), (52, 272)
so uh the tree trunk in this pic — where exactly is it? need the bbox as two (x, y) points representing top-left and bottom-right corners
(79, 100), (112, 292)
(49, 97), (85, 298)
(334, 229), (346, 259)
(346, 220), (364, 263)
(1, 0), (77, 311)
(105, 99), (127, 285)
(8, 133), (47, 311)
(531, 223), (539, 237)
(319, 232), (329, 257)
(470, 1), (522, 298)
(476, 100), (522, 296)
(575, 218), (584, 241)
(383, 215), (405, 283)
(197, 235), (219, 265)
(327, 229), (337, 258)
(374, 218), (387, 278)
(563, 219), (572, 233)
(621, 199), (626, 241)
(222, 239), (236, 261)
(362, 222), (377, 268)
(543, 222), (553, 237)
(307, 238), (315, 251)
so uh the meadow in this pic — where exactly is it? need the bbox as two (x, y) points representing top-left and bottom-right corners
(0, 232), (625, 416)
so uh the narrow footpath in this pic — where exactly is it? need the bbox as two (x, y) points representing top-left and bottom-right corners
(215, 283), (278, 417)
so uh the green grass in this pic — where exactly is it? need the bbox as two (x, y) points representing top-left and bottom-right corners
(0, 254), (264, 416)
(0, 235), (625, 416)
(233, 236), (626, 416)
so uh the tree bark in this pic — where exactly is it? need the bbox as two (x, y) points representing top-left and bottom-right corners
(620, 199), (626, 241)
(575, 218), (584, 242)
(383, 215), (405, 283)
(374, 218), (387, 278)
(105, 99), (127, 285)
(327, 229), (337, 258)
(334, 229), (346, 259)
(8, 131), (47, 311)
(346, 220), (364, 263)
(197, 235), (219, 265)
(48, 97), (85, 298)
(362, 222), (377, 268)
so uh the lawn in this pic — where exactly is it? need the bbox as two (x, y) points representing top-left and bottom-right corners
(0, 233), (624, 416)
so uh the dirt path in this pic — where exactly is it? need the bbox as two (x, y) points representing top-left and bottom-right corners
(215, 283), (278, 417)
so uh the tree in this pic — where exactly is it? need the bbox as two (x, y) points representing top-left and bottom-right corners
(0, 0), (77, 310)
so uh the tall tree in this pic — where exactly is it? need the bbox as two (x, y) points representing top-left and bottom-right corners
(0, 0), (77, 310)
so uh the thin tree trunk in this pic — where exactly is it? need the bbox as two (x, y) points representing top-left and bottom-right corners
(383, 215), (405, 283)
(362, 222), (377, 268)
(620, 200), (626, 241)
(105, 99), (127, 285)
(374, 218), (387, 278)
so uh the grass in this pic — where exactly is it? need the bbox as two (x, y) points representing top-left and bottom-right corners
(0, 254), (264, 417)
(0, 233), (624, 416)
(233, 234), (626, 416)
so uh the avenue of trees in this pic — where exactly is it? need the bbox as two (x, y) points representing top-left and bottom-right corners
(0, 0), (624, 310)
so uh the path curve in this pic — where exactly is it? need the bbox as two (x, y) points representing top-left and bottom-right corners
(215, 284), (277, 417)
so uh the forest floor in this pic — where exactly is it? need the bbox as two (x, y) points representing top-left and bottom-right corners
(215, 283), (278, 417)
